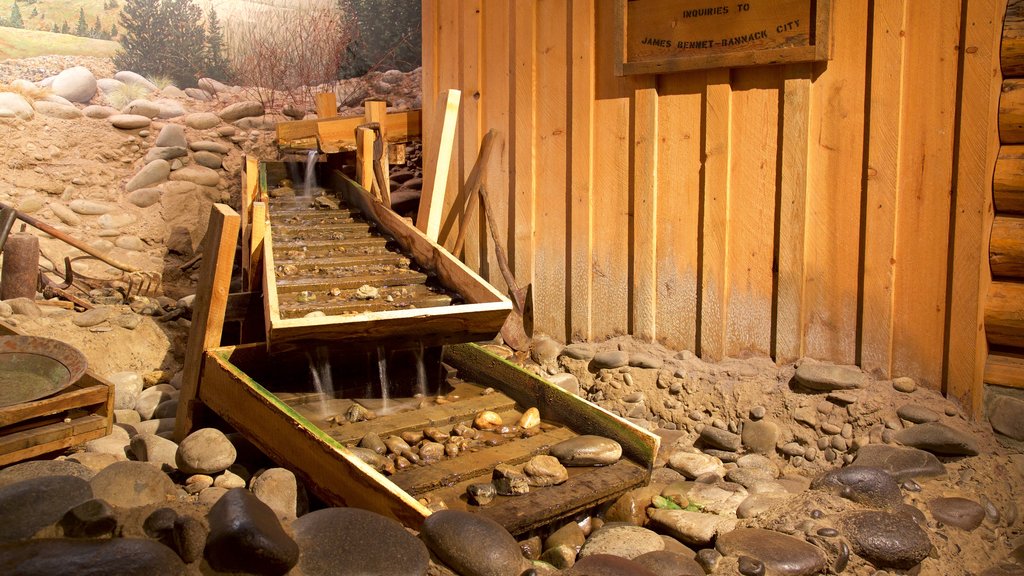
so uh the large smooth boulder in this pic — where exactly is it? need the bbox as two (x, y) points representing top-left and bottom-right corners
(0, 92), (33, 120)
(89, 461), (176, 508)
(0, 538), (185, 576)
(292, 508), (429, 576)
(0, 476), (93, 543)
(420, 510), (530, 576)
(114, 71), (158, 91)
(205, 488), (299, 575)
(51, 66), (97, 103)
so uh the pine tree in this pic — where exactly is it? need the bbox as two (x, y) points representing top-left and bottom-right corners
(115, 0), (162, 74)
(204, 6), (228, 81)
(30, 7), (37, 19)
(116, 0), (207, 86)
(9, 2), (23, 28)
(109, 23), (116, 39)
(337, 0), (420, 77)
(51, 22), (58, 33)
(75, 7), (87, 36)
(91, 15), (102, 38)
(60, 19), (68, 34)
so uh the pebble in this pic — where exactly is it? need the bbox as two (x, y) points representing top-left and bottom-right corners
(0, 538), (185, 575)
(927, 497), (985, 531)
(205, 488), (299, 575)
(988, 395), (1024, 441)
(700, 426), (742, 452)
(545, 521), (586, 552)
(68, 198), (114, 215)
(184, 112), (221, 129)
(893, 377), (917, 393)
(524, 455), (568, 486)
(896, 404), (940, 424)
(420, 509), (529, 576)
(579, 525), (664, 560)
(190, 140), (231, 154)
(89, 461), (176, 508)
(668, 451), (725, 479)
(125, 159), (171, 192)
(840, 510), (931, 569)
(892, 422), (980, 456)
(550, 435), (622, 466)
(176, 428), (237, 474)
(292, 507), (429, 576)
(251, 468), (299, 519)
(812, 466), (903, 509)
(750, 405), (766, 420)
(0, 475), (93, 543)
(794, 363), (868, 391)
(194, 150), (223, 169)
(467, 483), (496, 506)
(108, 113), (152, 130)
(214, 470), (246, 489)
(168, 165), (221, 187)
(590, 350), (629, 371)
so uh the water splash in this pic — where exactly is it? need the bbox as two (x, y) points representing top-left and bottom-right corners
(303, 150), (318, 196)
(306, 345), (333, 418)
(377, 346), (390, 413)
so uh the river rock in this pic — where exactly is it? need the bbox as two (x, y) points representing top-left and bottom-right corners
(893, 422), (980, 456)
(59, 498), (118, 538)
(184, 112), (221, 129)
(687, 482), (749, 515)
(0, 475), (93, 542)
(741, 419), (779, 454)
(531, 336), (563, 366)
(716, 528), (827, 576)
(896, 404), (940, 424)
(109, 113), (152, 130)
(193, 150), (223, 169)
(99, 212), (135, 229)
(155, 98), (186, 118)
(550, 435), (622, 466)
(220, 101), (265, 122)
(190, 140), (231, 154)
(562, 343), (596, 360)
(66, 452), (122, 473)
(850, 444), (946, 481)
(69, 199), (114, 215)
(145, 146), (188, 163)
(812, 466), (903, 508)
(129, 433), (179, 472)
(292, 507), (429, 576)
(125, 159), (170, 192)
(177, 428), (237, 474)
(563, 554), (660, 576)
(0, 459), (95, 489)
(700, 425), (742, 452)
(524, 455), (569, 486)
(114, 71), (158, 91)
(155, 124), (187, 148)
(213, 470), (246, 489)
(794, 363), (868, 391)
(34, 101), (82, 119)
(0, 92), (34, 119)
(420, 509), (529, 576)
(169, 165), (220, 187)
(737, 493), (792, 519)
(0, 538), (185, 575)
(96, 78), (124, 94)
(123, 99), (160, 118)
(90, 460), (176, 508)
(106, 371), (142, 410)
(51, 66), (96, 103)
(840, 510), (931, 569)
(83, 425), (130, 458)
(988, 395), (1024, 441)
(251, 468), (298, 519)
(127, 187), (161, 208)
(646, 509), (737, 546)
(49, 202), (82, 225)
(605, 485), (662, 526)
(927, 497), (985, 531)
(633, 550), (704, 576)
(590, 350), (629, 371)
(580, 525), (664, 560)
(205, 488), (299, 574)
(545, 521), (586, 552)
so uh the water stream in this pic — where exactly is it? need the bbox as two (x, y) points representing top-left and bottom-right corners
(306, 345), (334, 417)
(415, 341), (428, 398)
(302, 150), (319, 196)
(377, 346), (391, 413)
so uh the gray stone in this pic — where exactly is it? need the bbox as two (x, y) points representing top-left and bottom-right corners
(492, 463), (529, 496)
(0, 459), (95, 489)
(897, 404), (940, 424)
(49, 202), (82, 225)
(0, 92), (34, 119)
(155, 98), (186, 118)
(840, 510), (931, 569)
(220, 101), (265, 122)
(634, 550), (705, 576)
(0, 475), (93, 542)
(69, 199), (114, 215)
(169, 164), (220, 186)
(122, 99), (160, 118)
(531, 337), (563, 366)
(590, 350), (629, 371)
(523, 455), (569, 486)
(126, 159), (170, 192)
(193, 150), (223, 169)
(292, 507), (429, 576)
(580, 525), (664, 560)
(107, 371), (143, 410)
(550, 435), (622, 466)
(0, 538), (185, 575)
(72, 306), (111, 328)
(251, 468), (298, 519)
(794, 363), (868, 391)
(646, 509), (737, 546)
(51, 66), (97, 103)
(548, 372), (581, 395)
(114, 71), (158, 91)
(893, 422), (980, 456)
(109, 113), (152, 130)
(700, 425), (742, 452)
(420, 510), (529, 576)
(562, 343), (596, 360)
(812, 466), (903, 508)
(83, 426), (130, 458)
(127, 187), (161, 208)
(184, 112), (221, 129)
(90, 460), (176, 508)
(155, 124), (187, 148)
(205, 488), (299, 575)
(59, 498), (117, 538)
(177, 427), (237, 474)
(851, 444), (946, 481)
(190, 140), (231, 154)
(927, 497), (985, 531)
(145, 146), (188, 163)
(67, 452), (122, 473)
(135, 387), (175, 420)
(741, 419), (779, 454)
(716, 528), (827, 576)
(96, 78), (124, 94)
(668, 451), (725, 479)
(34, 101), (82, 119)
(989, 395), (1024, 441)
(129, 433), (179, 472)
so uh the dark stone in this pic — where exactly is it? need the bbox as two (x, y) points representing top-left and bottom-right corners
(589, 350), (630, 371)
(700, 426), (742, 452)
(493, 463), (530, 496)
(0, 538), (185, 576)
(143, 508), (177, 542)
(840, 510), (931, 569)
(811, 466), (903, 508)
(0, 460), (95, 489)
(292, 507), (429, 576)
(172, 514), (207, 563)
(892, 423), (980, 456)
(738, 556), (766, 576)
(0, 475), (93, 543)
(927, 497), (985, 531)
(633, 550), (704, 576)
(468, 482), (496, 506)
(988, 395), (1024, 441)
(204, 488), (299, 575)
(562, 554), (660, 576)
(550, 435), (622, 466)
(716, 528), (827, 576)
(89, 461), (177, 508)
(420, 509), (528, 576)
(697, 549), (721, 571)
(59, 499), (117, 538)
(851, 444), (946, 481)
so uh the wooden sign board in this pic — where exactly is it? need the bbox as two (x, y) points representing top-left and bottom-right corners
(615, 0), (831, 75)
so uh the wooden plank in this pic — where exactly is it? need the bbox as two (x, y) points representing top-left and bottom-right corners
(356, 126), (377, 194)
(200, 350), (432, 528)
(1000, 79), (1024, 143)
(0, 415), (107, 466)
(0, 384), (108, 427)
(861, 0), (907, 377)
(699, 68), (732, 360)
(364, 100), (391, 207)
(947, 0), (1003, 418)
(986, 280), (1024, 347)
(248, 201), (266, 293)
(480, 0), (512, 294)
(276, 119), (319, 144)
(994, 145), (1024, 214)
(510, 0), (536, 308)
(315, 110), (424, 153)
(655, 72), (703, 351)
(417, 90), (462, 243)
(241, 156), (259, 287)
(315, 92), (337, 119)
(570, 0), (594, 342)
(1002, 0), (1024, 77)
(991, 216), (1024, 278)
(632, 79), (658, 341)
(725, 67), (778, 358)
(455, 0), (482, 271)
(451, 130), (501, 256)
(174, 204), (241, 442)
(802, 0), (867, 364)
(392, 427), (576, 495)
(534, 0), (570, 341)
(891, 1), (960, 390)
(985, 351), (1024, 389)
(774, 63), (811, 362)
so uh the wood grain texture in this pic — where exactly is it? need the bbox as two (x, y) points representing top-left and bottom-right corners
(985, 351), (1024, 388)
(480, 0), (512, 294)
(986, 281), (1024, 347)
(994, 146), (1024, 214)
(991, 216), (1024, 277)
(632, 80), (659, 341)
(1000, 79), (1024, 143)
(700, 68), (732, 361)
(569, 0), (595, 342)
(1002, 0), (1024, 76)
(510, 0), (536, 304)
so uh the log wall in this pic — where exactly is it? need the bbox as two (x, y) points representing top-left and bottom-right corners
(421, 0), (1004, 414)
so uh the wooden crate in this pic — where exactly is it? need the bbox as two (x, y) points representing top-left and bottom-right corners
(0, 323), (114, 466)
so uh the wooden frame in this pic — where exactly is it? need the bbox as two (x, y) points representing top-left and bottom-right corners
(276, 110), (423, 153)
(261, 169), (511, 352)
(614, 0), (832, 75)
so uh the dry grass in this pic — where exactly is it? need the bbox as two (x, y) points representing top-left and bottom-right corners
(105, 81), (149, 109)
(148, 75), (176, 90)
(0, 82), (52, 103)
(0, 27), (119, 60)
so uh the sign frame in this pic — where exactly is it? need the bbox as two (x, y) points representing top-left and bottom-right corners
(614, 0), (833, 76)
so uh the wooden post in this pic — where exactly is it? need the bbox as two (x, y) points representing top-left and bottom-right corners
(356, 126), (380, 201)
(364, 100), (392, 207)
(241, 156), (259, 290)
(315, 92), (338, 119)
(417, 89), (461, 242)
(175, 204), (241, 442)
(248, 201), (267, 292)
(451, 129), (501, 255)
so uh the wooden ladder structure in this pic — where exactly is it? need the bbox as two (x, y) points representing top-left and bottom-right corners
(987, 0), (1024, 391)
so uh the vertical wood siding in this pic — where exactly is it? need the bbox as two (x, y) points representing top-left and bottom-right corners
(421, 0), (1003, 412)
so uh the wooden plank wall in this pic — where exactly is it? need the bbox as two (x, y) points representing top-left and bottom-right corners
(421, 0), (1004, 413)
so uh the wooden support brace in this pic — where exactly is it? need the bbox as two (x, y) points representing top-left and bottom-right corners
(356, 127), (381, 202)
(365, 100), (392, 208)
(248, 201), (267, 292)
(417, 89), (461, 242)
(174, 204), (241, 442)
(315, 92), (338, 119)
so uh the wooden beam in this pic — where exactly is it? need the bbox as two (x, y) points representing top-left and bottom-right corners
(450, 129), (501, 255)
(174, 204), (241, 442)
(355, 126), (377, 195)
(417, 89), (461, 242)
(1000, 79), (1024, 143)
(1002, 0), (1024, 77)
(986, 280), (1024, 348)
(315, 92), (338, 119)
(994, 145), (1024, 214)
(248, 201), (266, 293)
(985, 351), (1024, 389)
(316, 110), (424, 153)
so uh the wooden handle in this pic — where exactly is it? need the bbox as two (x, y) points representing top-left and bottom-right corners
(453, 129), (501, 255)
